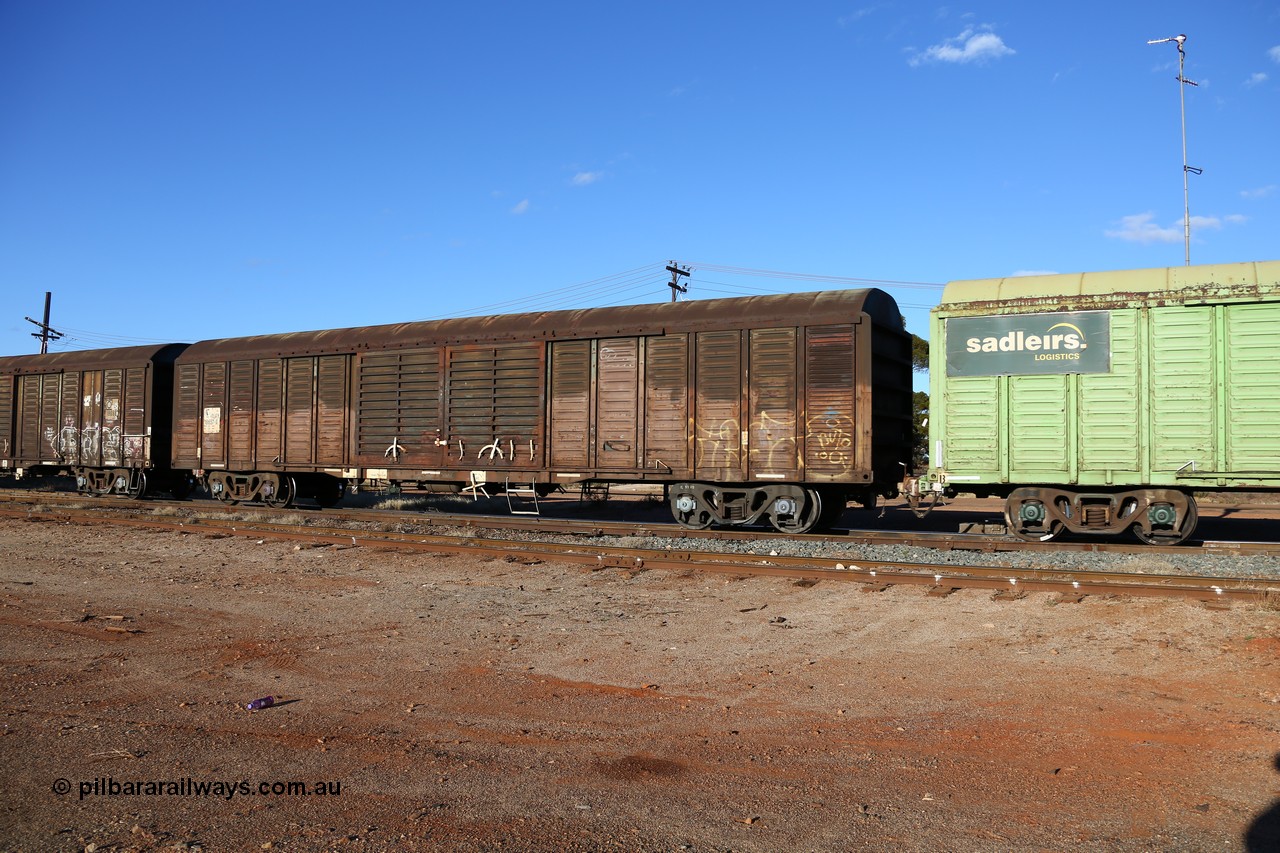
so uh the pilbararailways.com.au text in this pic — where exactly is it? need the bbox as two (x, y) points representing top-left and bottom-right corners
(53, 777), (342, 801)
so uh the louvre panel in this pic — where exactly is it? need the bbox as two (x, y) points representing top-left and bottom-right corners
(101, 368), (123, 466)
(316, 355), (347, 464)
(597, 338), (639, 469)
(200, 362), (226, 466)
(256, 359), (284, 465)
(228, 360), (255, 468)
(122, 367), (148, 465)
(694, 330), (742, 478)
(1225, 303), (1280, 470)
(0, 375), (12, 461)
(804, 325), (856, 478)
(445, 344), (542, 467)
(941, 376), (1001, 472)
(1008, 376), (1069, 472)
(19, 376), (43, 460)
(549, 340), (590, 468)
(60, 372), (81, 465)
(356, 349), (440, 460)
(643, 334), (688, 470)
(80, 372), (104, 467)
(285, 357), (315, 464)
(748, 328), (798, 475)
(174, 364), (201, 465)
(1150, 307), (1216, 471)
(1078, 310), (1140, 471)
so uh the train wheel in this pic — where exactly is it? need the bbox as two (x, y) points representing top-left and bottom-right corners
(210, 476), (238, 505)
(768, 489), (823, 535)
(1132, 497), (1197, 545)
(671, 488), (713, 529)
(125, 471), (148, 500)
(1004, 495), (1064, 542)
(263, 475), (295, 509)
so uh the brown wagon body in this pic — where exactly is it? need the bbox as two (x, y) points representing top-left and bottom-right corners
(0, 344), (188, 496)
(172, 289), (912, 529)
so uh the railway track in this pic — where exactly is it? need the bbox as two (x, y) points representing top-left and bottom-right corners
(3, 488), (1280, 557)
(3, 497), (1277, 606)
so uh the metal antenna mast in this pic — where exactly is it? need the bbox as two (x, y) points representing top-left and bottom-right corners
(24, 291), (63, 354)
(1146, 33), (1201, 266)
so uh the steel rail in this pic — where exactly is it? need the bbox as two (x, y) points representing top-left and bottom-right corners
(5, 506), (1276, 605)
(4, 490), (1280, 557)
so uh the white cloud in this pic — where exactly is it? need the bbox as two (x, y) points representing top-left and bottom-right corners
(837, 7), (878, 27)
(1010, 270), (1059, 277)
(1245, 72), (1268, 87)
(1241, 184), (1277, 199)
(1270, 45), (1280, 63)
(908, 27), (1014, 67)
(1106, 211), (1244, 243)
(1106, 212), (1182, 244)
(510, 199), (530, 215)
(571, 171), (603, 186)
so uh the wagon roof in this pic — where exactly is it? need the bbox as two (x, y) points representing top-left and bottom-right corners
(177, 288), (901, 361)
(0, 343), (188, 375)
(939, 260), (1280, 312)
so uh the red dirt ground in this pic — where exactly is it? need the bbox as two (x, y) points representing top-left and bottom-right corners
(0, 515), (1277, 851)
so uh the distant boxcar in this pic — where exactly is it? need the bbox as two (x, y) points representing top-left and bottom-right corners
(0, 344), (189, 497)
(926, 260), (1280, 543)
(172, 289), (912, 531)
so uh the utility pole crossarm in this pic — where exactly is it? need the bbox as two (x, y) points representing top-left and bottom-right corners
(24, 292), (62, 354)
(666, 262), (691, 302)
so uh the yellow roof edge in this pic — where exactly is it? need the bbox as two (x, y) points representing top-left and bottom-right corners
(940, 260), (1280, 308)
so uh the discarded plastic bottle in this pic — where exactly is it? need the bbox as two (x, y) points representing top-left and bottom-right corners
(245, 696), (275, 711)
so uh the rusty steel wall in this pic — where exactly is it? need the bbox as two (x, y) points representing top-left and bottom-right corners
(0, 374), (12, 461)
(355, 349), (441, 466)
(173, 363), (200, 467)
(256, 359), (284, 466)
(548, 339), (591, 468)
(445, 343), (543, 469)
(642, 334), (689, 473)
(803, 325), (860, 481)
(748, 327), (799, 478)
(227, 360), (255, 469)
(173, 354), (351, 472)
(596, 337), (640, 470)
(694, 330), (743, 481)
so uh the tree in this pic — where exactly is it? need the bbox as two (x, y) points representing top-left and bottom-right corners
(911, 333), (928, 373)
(912, 390), (930, 471)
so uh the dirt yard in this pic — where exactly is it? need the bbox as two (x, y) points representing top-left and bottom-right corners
(0, 514), (1277, 851)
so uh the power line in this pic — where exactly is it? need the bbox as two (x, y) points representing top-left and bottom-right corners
(688, 261), (945, 290)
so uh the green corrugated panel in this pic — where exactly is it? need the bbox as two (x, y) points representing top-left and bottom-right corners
(1078, 309), (1141, 473)
(1226, 303), (1280, 470)
(1008, 375), (1068, 473)
(1150, 307), (1216, 471)
(940, 376), (1000, 472)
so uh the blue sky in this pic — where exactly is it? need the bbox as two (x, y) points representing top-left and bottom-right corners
(2, 2), (1277, 360)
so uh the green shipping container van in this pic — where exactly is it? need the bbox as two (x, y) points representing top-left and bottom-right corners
(927, 260), (1280, 544)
